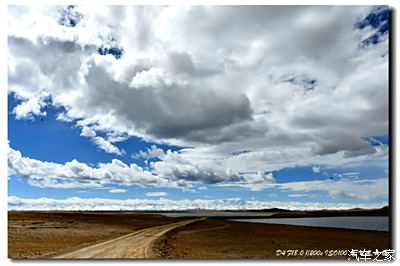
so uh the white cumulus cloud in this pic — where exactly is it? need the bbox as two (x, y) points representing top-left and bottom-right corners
(134, 145), (165, 159)
(8, 196), (386, 211)
(8, 146), (182, 189)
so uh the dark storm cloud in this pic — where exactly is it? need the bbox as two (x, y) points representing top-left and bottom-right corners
(83, 62), (253, 141)
(311, 131), (376, 157)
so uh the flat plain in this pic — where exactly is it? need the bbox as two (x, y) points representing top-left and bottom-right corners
(8, 211), (185, 259)
(8, 210), (390, 259)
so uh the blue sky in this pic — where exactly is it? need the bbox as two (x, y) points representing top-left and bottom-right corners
(7, 6), (389, 210)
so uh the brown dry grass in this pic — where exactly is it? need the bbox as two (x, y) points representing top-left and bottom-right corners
(9, 211), (391, 260)
(151, 218), (390, 259)
(8, 211), (184, 259)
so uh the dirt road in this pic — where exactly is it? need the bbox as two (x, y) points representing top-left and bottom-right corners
(54, 218), (202, 259)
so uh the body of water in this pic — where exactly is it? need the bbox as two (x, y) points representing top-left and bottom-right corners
(229, 216), (389, 231)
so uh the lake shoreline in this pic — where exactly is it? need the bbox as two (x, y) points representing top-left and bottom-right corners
(152, 218), (390, 259)
(229, 216), (389, 232)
